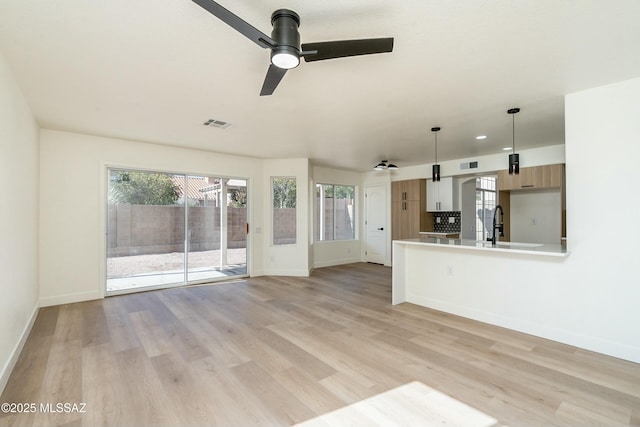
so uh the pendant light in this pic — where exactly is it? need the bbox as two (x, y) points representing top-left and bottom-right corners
(431, 127), (441, 181)
(507, 108), (520, 175)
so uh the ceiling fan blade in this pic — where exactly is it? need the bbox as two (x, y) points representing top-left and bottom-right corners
(260, 65), (288, 96)
(192, 0), (276, 49)
(301, 37), (394, 62)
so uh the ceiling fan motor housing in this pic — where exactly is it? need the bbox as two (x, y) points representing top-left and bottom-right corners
(271, 9), (301, 54)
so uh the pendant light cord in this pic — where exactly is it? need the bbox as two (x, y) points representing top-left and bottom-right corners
(435, 132), (438, 164)
(512, 113), (515, 151)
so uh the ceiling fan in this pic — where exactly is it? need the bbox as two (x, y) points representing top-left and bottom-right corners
(191, 0), (394, 96)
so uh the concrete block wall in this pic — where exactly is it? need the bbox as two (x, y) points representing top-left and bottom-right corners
(107, 204), (248, 256)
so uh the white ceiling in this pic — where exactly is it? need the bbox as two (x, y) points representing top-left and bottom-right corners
(1, 0), (639, 172)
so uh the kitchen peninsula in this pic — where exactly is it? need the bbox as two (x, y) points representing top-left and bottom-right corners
(392, 237), (569, 347)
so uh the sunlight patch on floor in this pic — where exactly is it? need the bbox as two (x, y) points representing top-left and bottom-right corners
(295, 381), (507, 427)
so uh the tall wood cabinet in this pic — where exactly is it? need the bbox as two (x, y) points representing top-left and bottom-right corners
(392, 179), (432, 240)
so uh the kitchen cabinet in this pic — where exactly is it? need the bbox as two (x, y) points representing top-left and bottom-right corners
(392, 179), (431, 240)
(392, 179), (423, 202)
(498, 164), (563, 191)
(497, 163), (566, 242)
(427, 177), (458, 211)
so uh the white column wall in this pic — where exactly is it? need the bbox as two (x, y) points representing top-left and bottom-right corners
(0, 51), (40, 393)
(262, 158), (311, 276)
(563, 76), (640, 361)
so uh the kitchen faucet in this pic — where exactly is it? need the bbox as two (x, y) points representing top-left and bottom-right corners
(489, 205), (505, 246)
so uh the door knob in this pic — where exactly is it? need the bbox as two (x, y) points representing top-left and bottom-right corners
(377, 227), (384, 231)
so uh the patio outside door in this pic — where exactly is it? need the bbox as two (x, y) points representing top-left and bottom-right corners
(186, 176), (247, 283)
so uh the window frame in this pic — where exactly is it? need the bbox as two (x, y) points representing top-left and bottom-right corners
(271, 176), (297, 246)
(315, 182), (356, 242)
(475, 176), (497, 241)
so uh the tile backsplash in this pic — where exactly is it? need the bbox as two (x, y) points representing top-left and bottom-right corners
(433, 211), (461, 233)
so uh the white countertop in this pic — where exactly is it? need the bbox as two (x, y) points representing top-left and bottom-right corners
(395, 237), (569, 257)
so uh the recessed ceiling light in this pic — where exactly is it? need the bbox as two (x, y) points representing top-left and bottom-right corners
(475, 135), (487, 140)
(502, 147), (513, 151)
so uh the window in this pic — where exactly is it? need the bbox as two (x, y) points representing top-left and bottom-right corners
(316, 183), (355, 241)
(475, 176), (497, 241)
(272, 177), (297, 245)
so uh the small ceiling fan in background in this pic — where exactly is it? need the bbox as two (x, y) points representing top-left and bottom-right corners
(191, 0), (395, 96)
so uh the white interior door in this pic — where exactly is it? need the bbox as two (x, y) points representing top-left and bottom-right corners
(365, 184), (387, 264)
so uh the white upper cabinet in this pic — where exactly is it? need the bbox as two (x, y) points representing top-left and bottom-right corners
(427, 177), (458, 211)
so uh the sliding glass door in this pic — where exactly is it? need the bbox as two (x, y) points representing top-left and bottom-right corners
(106, 168), (247, 294)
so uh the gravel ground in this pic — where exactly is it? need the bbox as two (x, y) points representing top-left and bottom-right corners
(107, 248), (246, 278)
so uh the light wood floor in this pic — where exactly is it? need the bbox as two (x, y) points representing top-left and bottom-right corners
(1, 263), (639, 427)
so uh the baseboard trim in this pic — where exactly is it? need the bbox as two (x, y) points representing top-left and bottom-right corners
(0, 303), (39, 395)
(407, 294), (640, 364)
(40, 290), (101, 307)
(261, 268), (311, 277)
(313, 257), (362, 269)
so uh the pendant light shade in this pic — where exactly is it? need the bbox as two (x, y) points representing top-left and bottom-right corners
(508, 153), (519, 175)
(507, 108), (520, 175)
(432, 164), (441, 181)
(431, 127), (441, 182)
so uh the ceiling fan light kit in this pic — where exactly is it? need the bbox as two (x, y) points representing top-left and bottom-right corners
(192, 0), (394, 95)
(271, 47), (300, 69)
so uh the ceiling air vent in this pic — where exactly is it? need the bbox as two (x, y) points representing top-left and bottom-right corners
(202, 119), (231, 129)
(460, 161), (479, 170)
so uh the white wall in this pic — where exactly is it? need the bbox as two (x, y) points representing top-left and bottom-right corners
(0, 51), (40, 393)
(394, 77), (640, 363)
(262, 158), (311, 276)
(563, 76), (640, 360)
(39, 130), (265, 306)
(510, 190), (561, 244)
(312, 166), (362, 268)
